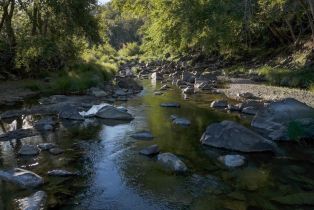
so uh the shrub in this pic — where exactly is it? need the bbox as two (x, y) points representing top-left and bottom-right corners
(118, 42), (141, 57)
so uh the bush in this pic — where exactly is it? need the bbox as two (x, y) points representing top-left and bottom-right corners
(258, 66), (314, 89)
(15, 36), (77, 76)
(49, 62), (116, 94)
(118, 42), (141, 57)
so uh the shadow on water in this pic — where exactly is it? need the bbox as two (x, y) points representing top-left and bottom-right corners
(0, 80), (314, 210)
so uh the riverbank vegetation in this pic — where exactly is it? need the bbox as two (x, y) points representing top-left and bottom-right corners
(1, 0), (313, 90)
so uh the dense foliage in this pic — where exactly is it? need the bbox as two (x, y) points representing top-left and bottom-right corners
(113, 0), (314, 56)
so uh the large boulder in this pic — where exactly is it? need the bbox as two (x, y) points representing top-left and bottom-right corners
(251, 98), (314, 141)
(0, 168), (44, 188)
(96, 106), (134, 120)
(200, 121), (277, 152)
(115, 77), (143, 92)
(157, 153), (188, 173)
(59, 104), (84, 121)
(15, 191), (47, 210)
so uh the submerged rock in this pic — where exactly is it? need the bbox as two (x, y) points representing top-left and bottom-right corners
(34, 117), (56, 131)
(18, 144), (40, 156)
(139, 145), (160, 156)
(15, 191), (47, 210)
(200, 121), (276, 152)
(49, 148), (64, 155)
(131, 131), (154, 140)
(47, 169), (79, 177)
(252, 98), (314, 141)
(210, 100), (228, 108)
(172, 117), (191, 127)
(160, 102), (180, 108)
(0, 168), (44, 188)
(218, 155), (246, 168)
(157, 153), (188, 173)
(37, 143), (56, 151)
(96, 105), (134, 120)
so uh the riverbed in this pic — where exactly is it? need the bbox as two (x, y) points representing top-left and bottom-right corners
(1, 80), (314, 210)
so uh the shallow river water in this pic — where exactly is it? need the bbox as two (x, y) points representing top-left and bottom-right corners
(0, 80), (314, 210)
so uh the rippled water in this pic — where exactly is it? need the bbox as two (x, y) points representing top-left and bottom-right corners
(1, 80), (314, 210)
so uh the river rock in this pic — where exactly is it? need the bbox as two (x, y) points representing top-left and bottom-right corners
(151, 72), (163, 81)
(157, 153), (188, 173)
(210, 100), (228, 108)
(251, 98), (314, 141)
(18, 144), (40, 156)
(194, 79), (212, 90)
(160, 85), (170, 91)
(139, 145), (160, 156)
(181, 71), (194, 82)
(131, 131), (154, 140)
(242, 106), (258, 115)
(183, 86), (194, 94)
(0, 168), (44, 188)
(96, 106), (134, 120)
(227, 104), (241, 112)
(34, 117), (56, 131)
(47, 169), (79, 177)
(160, 102), (180, 108)
(59, 104), (84, 121)
(49, 148), (64, 155)
(218, 155), (245, 167)
(172, 117), (191, 126)
(200, 121), (276, 152)
(37, 143), (56, 151)
(15, 191), (47, 210)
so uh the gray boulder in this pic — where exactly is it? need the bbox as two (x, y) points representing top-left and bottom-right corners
(251, 98), (314, 141)
(18, 144), (40, 156)
(210, 100), (228, 108)
(59, 104), (84, 121)
(96, 106), (134, 120)
(218, 155), (245, 168)
(15, 191), (47, 210)
(131, 131), (154, 140)
(139, 145), (160, 156)
(0, 168), (44, 188)
(200, 121), (277, 152)
(157, 153), (188, 173)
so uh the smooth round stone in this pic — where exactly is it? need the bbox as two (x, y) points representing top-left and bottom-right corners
(139, 145), (160, 156)
(130, 131), (154, 140)
(49, 148), (64, 155)
(218, 155), (245, 168)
